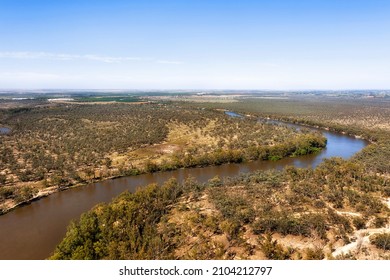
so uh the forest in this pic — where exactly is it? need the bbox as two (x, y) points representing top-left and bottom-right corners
(51, 158), (390, 260)
(49, 95), (390, 260)
(0, 100), (324, 214)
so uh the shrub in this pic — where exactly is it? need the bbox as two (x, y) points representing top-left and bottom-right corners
(370, 233), (390, 250)
(220, 220), (240, 240)
(0, 174), (6, 185)
(208, 176), (222, 187)
(304, 247), (325, 260)
(352, 217), (366, 230)
(15, 186), (38, 203)
(0, 187), (14, 200)
(373, 216), (388, 228)
(259, 234), (292, 260)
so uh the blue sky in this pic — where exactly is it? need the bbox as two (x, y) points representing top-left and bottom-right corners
(0, 0), (389, 89)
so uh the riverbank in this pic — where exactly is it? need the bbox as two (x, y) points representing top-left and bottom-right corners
(262, 115), (378, 143)
(0, 114), (368, 259)
(51, 154), (389, 260)
(1, 104), (328, 215)
(219, 109), (375, 144)
(0, 129), (326, 215)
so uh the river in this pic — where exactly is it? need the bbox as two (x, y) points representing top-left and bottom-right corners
(0, 115), (368, 259)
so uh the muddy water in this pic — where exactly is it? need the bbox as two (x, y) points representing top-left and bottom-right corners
(0, 119), (368, 259)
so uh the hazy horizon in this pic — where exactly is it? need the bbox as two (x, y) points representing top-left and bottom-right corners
(1, 88), (390, 94)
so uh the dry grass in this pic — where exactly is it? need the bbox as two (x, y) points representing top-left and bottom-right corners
(161, 192), (259, 260)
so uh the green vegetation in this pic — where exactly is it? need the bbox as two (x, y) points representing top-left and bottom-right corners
(73, 96), (142, 103)
(4, 94), (390, 260)
(51, 157), (389, 259)
(185, 97), (390, 141)
(0, 101), (323, 213)
(50, 179), (182, 260)
(370, 233), (390, 251)
(259, 234), (293, 260)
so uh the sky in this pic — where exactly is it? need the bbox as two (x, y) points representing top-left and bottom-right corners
(0, 0), (389, 90)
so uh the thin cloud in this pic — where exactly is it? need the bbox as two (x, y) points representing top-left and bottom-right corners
(0, 71), (64, 83)
(0, 51), (158, 64)
(0, 51), (85, 61)
(156, 60), (183, 65)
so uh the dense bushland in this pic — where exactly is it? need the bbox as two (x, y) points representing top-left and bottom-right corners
(0, 102), (324, 213)
(51, 157), (389, 260)
(50, 178), (183, 260)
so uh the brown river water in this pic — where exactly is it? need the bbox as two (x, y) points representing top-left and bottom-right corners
(0, 116), (368, 259)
